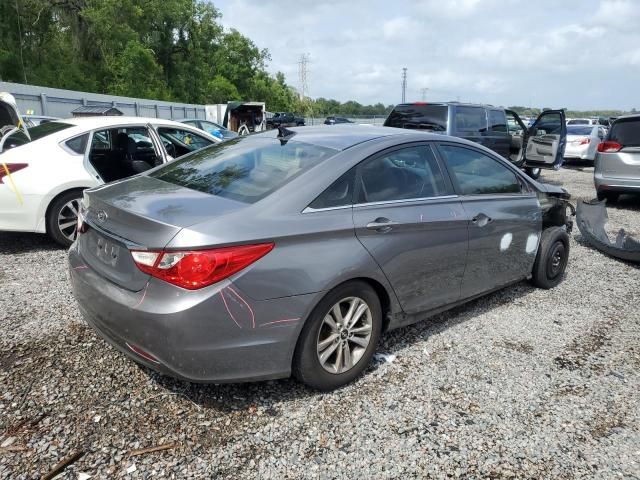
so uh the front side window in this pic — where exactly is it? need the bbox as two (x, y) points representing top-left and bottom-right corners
(489, 110), (507, 133)
(439, 145), (521, 195)
(357, 145), (448, 203)
(157, 127), (213, 157)
(454, 106), (487, 133)
(152, 137), (338, 204)
(534, 113), (563, 135)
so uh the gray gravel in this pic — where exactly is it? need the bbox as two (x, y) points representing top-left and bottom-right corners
(1, 163), (639, 479)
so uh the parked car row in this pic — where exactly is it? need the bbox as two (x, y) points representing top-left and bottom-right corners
(0, 95), (221, 246)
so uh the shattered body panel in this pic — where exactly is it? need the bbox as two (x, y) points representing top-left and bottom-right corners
(576, 200), (640, 263)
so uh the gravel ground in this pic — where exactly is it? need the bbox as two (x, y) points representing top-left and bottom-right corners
(1, 164), (639, 479)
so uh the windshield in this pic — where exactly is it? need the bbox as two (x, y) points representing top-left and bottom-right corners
(567, 126), (593, 135)
(384, 104), (448, 132)
(151, 136), (338, 203)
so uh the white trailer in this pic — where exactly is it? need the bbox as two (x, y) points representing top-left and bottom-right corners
(205, 101), (266, 135)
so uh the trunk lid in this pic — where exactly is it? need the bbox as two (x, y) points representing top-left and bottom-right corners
(80, 174), (247, 291)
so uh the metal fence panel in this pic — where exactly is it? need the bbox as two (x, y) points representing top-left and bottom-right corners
(0, 81), (206, 120)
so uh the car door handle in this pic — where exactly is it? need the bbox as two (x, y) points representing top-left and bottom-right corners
(471, 213), (493, 227)
(366, 218), (399, 233)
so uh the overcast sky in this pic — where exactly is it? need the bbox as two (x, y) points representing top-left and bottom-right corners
(215, 0), (640, 110)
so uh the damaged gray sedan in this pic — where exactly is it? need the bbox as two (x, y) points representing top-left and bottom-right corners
(69, 126), (573, 391)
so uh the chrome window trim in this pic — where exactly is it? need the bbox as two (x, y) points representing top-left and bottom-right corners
(302, 194), (459, 213)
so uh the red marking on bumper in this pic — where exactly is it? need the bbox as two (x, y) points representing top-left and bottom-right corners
(126, 342), (160, 364)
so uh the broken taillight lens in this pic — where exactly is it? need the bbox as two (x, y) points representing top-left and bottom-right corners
(0, 163), (28, 183)
(597, 141), (622, 153)
(131, 243), (274, 290)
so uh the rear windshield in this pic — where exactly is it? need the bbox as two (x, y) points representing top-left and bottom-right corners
(151, 137), (338, 203)
(384, 104), (448, 132)
(609, 118), (640, 147)
(2, 121), (73, 149)
(567, 119), (590, 125)
(567, 126), (593, 135)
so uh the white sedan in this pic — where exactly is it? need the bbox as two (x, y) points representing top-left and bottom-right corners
(0, 112), (220, 246)
(563, 125), (606, 163)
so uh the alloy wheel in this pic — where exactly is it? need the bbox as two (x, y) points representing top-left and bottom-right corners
(57, 198), (80, 243)
(316, 296), (373, 374)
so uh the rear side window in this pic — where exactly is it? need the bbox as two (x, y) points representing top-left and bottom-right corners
(152, 137), (337, 204)
(357, 145), (448, 203)
(609, 118), (640, 147)
(439, 145), (521, 195)
(309, 168), (356, 209)
(384, 105), (448, 132)
(454, 106), (487, 133)
(64, 134), (89, 154)
(489, 110), (507, 133)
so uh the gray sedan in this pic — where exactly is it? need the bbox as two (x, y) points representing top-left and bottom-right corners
(69, 126), (573, 390)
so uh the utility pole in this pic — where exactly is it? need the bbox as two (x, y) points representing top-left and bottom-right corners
(420, 87), (429, 102)
(297, 53), (310, 100)
(401, 67), (407, 103)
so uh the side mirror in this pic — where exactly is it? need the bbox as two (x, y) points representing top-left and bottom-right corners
(528, 127), (538, 136)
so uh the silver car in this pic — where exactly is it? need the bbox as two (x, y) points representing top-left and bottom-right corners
(595, 114), (640, 202)
(69, 126), (573, 390)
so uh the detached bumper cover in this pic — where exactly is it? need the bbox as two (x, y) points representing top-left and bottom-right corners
(576, 200), (640, 263)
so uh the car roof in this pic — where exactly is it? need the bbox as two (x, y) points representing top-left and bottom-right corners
(56, 116), (196, 130)
(393, 101), (502, 109)
(613, 114), (640, 122)
(251, 124), (444, 151)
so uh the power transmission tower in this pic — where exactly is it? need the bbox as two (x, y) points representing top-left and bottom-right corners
(420, 88), (429, 102)
(297, 53), (310, 100)
(401, 67), (407, 103)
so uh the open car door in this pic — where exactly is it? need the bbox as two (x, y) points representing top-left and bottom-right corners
(523, 109), (566, 170)
(0, 92), (30, 153)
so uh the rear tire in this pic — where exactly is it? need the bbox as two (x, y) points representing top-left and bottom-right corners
(525, 167), (541, 179)
(46, 190), (83, 248)
(596, 190), (619, 203)
(531, 227), (570, 289)
(293, 281), (382, 391)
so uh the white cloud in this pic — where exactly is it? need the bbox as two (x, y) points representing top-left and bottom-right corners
(215, 0), (640, 110)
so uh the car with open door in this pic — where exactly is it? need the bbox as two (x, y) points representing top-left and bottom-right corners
(0, 105), (220, 247)
(384, 102), (567, 179)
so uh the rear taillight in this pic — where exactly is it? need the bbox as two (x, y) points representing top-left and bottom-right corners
(0, 163), (28, 183)
(131, 243), (274, 290)
(579, 138), (591, 145)
(598, 141), (622, 153)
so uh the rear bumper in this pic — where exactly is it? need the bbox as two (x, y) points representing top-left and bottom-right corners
(594, 172), (640, 194)
(68, 245), (316, 384)
(0, 188), (42, 232)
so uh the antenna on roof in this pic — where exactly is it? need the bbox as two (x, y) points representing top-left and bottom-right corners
(276, 126), (296, 145)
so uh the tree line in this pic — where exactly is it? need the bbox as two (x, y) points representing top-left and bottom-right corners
(0, 0), (391, 116)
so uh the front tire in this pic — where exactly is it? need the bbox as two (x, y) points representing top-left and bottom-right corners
(46, 190), (83, 247)
(531, 227), (569, 289)
(293, 281), (382, 391)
